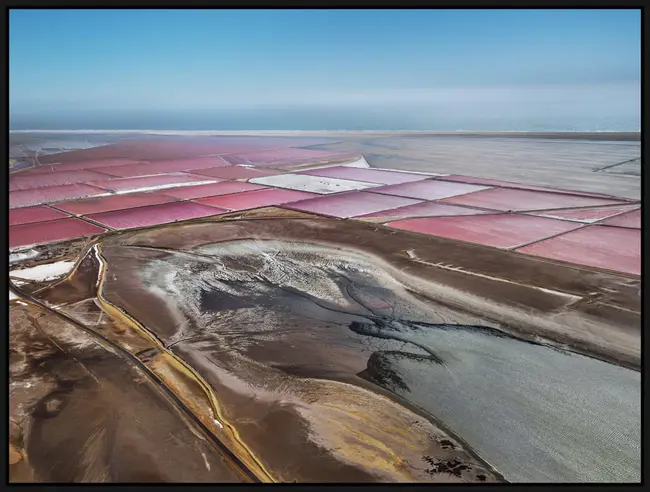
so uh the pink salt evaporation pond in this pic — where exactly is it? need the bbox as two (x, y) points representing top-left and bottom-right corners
(598, 208), (641, 229)
(87, 201), (226, 230)
(516, 225), (640, 276)
(94, 156), (231, 177)
(28, 158), (146, 173)
(10, 169), (115, 191)
(10, 218), (106, 249)
(37, 137), (339, 165)
(156, 181), (265, 200)
(223, 148), (354, 167)
(299, 166), (429, 185)
(284, 191), (422, 218)
(10, 184), (109, 209)
(387, 214), (583, 249)
(357, 202), (491, 221)
(369, 180), (490, 201)
(435, 174), (625, 199)
(530, 205), (640, 223)
(195, 188), (317, 211)
(88, 173), (216, 193)
(9, 205), (69, 226)
(188, 166), (284, 180)
(440, 187), (627, 212)
(53, 192), (180, 216)
(36, 139), (253, 163)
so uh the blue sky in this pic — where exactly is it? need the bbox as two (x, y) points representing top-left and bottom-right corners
(9, 9), (640, 127)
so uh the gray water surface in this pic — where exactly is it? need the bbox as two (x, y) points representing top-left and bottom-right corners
(369, 324), (640, 483)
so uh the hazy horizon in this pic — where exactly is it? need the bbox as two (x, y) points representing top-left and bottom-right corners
(10, 9), (640, 131)
(9, 98), (640, 132)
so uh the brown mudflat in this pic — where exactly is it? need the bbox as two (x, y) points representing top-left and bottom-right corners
(8, 301), (250, 482)
(10, 208), (640, 483)
(93, 208), (639, 368)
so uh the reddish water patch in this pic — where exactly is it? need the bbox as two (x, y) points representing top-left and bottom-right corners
(88, 173), (215, 192)
(155, 181), (266, 200)
(8, 166), (55, 176)
(87, 201), (225, 230)
(94, 156), (231, 177)
(38, 137), (337, 164)
(530, 205), (640, 222)
(10, 218), (106, 248)
(436, 175), (628, 200)
(598, 209), (641, 229)
(29, 158), (146, 174)
(440, 188), (627, 212)
(188, 166), (284, 180)
(516, 225), (640, 275)
(223, 148), (354, 167)
(285, 191), (422, 218)
(195, 188), (317, 211)
(53, 192), (180, 215)
(10, 170), (115, 191)
(9, 206), (69, 226)
(387, 214), (583, 249)
(357, 202), (491, 220)
(370, 180), (490, 201)
(10, 184), (109, 209)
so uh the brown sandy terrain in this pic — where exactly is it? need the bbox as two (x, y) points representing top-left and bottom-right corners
(8, 301), (251, 482)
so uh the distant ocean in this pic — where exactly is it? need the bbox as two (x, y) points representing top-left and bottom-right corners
(9, 106), (641, 132)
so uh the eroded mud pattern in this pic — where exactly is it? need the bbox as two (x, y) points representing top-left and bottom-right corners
(10, 216), (640, 483)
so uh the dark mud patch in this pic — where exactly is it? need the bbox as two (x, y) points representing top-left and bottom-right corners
(361, 351), (426, 393)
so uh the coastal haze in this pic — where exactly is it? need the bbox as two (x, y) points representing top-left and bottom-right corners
(10, 130), (641, 199)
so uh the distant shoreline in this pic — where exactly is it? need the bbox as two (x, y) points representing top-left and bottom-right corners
(9, 129), (641, 141)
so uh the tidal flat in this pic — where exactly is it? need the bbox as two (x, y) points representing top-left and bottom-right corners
(10, 210), (640, 483)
